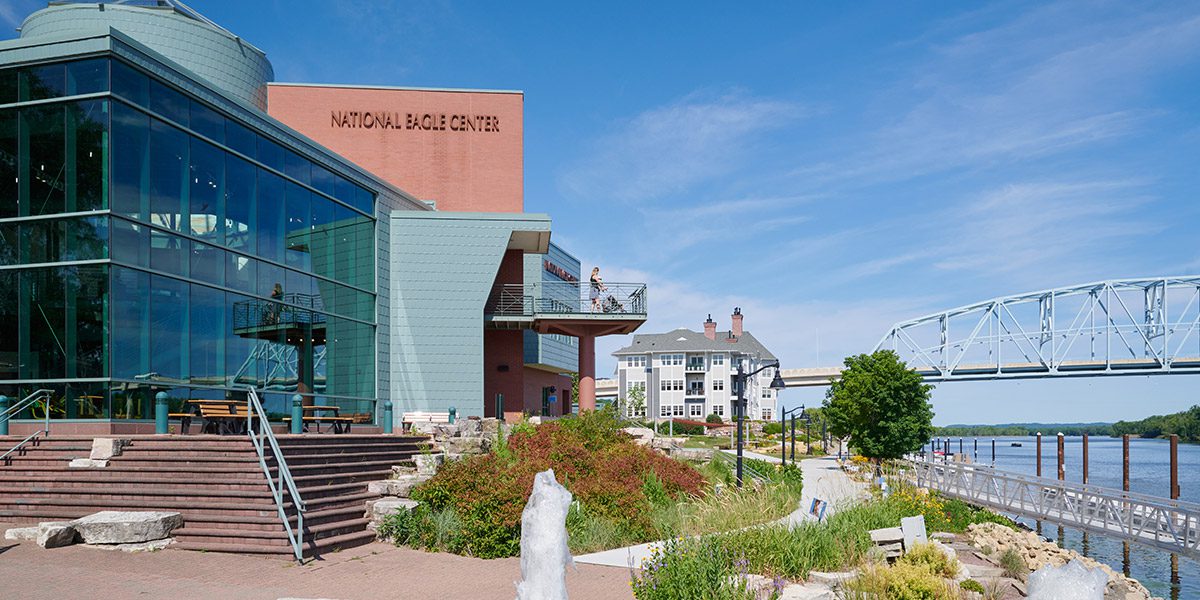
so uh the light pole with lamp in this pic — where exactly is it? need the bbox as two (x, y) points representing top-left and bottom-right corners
(735, 359), (787, 487)
(779, 404), (806, 468)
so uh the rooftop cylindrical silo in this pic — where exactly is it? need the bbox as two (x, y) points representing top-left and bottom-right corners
(19, 1), (274, 110)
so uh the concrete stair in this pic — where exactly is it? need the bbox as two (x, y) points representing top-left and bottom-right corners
(0, 433), (429, 558)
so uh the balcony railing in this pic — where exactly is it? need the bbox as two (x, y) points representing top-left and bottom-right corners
(487, 282), (647, 318)
(232, 293), (328, 332)
(686, 361), (706, 372)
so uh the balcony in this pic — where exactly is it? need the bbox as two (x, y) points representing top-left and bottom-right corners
(232, 293), (328, 340)
(685, 360), (706, 372)
(486, 282), (648, 336)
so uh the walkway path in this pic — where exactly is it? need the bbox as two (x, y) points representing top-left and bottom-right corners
(574, 455), (865, 568)
(0, 533), (631, 600)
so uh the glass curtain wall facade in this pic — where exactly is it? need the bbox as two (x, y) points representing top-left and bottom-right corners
(0, 57), (377, 422)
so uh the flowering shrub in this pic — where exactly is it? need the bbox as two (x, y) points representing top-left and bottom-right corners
(400, 409), (706, 558)
(883, 484), (1014, 533)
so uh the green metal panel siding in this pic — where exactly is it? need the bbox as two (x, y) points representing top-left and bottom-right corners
(390, 214), (550, 419)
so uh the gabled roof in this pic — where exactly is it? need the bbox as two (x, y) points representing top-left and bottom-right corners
(612, 328), (776, 360)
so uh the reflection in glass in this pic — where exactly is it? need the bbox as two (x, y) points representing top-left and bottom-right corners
(0, 109), (15, 218)
(190, 283), (225, 386)
(149, 119), (188, 231)
(19, 64), (65, 102)
(69, 100), (109, 212)
(23, 103), (65, 216)
(111, 101), (150, 221)
(111, 217), (149, 267)
(66, 59), (108, 96)
(284, 182), (310, 270)
(189, 136), (224, 243)
(150, 274), (187, 381)
(12, 265), (107, 380)
(256, 168), (283, 262)
(111, 267), (150, 379)
(224, 152), (255, 253)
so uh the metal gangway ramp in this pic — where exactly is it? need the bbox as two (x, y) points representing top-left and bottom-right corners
(902, 459), (1200, 559)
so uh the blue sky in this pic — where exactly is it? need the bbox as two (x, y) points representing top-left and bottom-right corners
(4, 1), (1199, 424)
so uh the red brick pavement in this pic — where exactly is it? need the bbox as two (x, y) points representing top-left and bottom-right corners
(0, 526), (634, 600)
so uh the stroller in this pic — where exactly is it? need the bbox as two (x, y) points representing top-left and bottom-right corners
(600, 294), (626, 313)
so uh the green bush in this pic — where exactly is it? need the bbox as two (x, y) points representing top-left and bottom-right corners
(998, 547), (1028, 581)
(706, 413), (724, 424)
(655, 421), (707, 436)
(845, 562), (957, 600)
(630, 538), (760, 600)
(899, 543), (958, 579)
(961, 579), (985, 594)
(762, 422), (783, 435)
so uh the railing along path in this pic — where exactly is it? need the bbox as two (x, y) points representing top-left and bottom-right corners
(900, 459), (1200, 559)
(245, 387), (306, 560)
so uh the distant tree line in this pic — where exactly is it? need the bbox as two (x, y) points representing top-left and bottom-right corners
(934, 423), (1114, 437)
(1110, 405), (1200, 442)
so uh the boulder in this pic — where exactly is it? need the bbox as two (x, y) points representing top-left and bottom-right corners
(390, 464), (417, 477)
(480, 418), (502, 437)
(369, 498), (419, 522)
(779, 583), (836, 600)
(82, 538), (173, 553)
(89, 438), (129, 460)
(413, 453), (444, 476)
(36, 521), (76, 548)
(4, 526), (39, 541)
(367, 474), (429, 498)
(72, 511), (182, 544)
(441, 436), (490, 455)
(869, 526), (903, 544)
(807, 570), (859, 586)
(671, 447), (714, 461)
(456, 418), (482, 437)
(68, 458), (109, 468)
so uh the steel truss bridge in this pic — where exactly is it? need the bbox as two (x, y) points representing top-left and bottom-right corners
(876, 276), (1200, 381)
(902, 459), (1200, 559)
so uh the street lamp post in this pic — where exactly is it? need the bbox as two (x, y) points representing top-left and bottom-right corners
(779, 404), (806, 468)
(736, 360), (787, 487)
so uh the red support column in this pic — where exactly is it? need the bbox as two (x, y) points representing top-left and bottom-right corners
(578, 334), (596, 412)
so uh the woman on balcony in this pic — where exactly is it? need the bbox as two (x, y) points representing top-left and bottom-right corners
(589, 267), (607, 312)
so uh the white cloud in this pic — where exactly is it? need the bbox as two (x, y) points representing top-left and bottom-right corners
(559, 91), (805, 202)
(0, 1), (39, 32)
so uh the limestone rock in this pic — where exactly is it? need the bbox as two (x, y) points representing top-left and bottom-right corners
(414, 454), (444, 476)
(869, 526), (903, 544)
(36, 521), (76, 548)
(72, 511), (182, 544)
(4, 526), (39, 541)
(367, 474), (429, 498)
(390, 464), (417, 477)
(807, 570), (859, 585)
(441, 436), (490, 455)
(68, 458), (109, 468)
(931, 531), (957, 543)
(671, 447), (714, 461)
(456, 418), (482, 436)
(368, 498), (419, 525)
(89, 438), (129, 460)
(82, 538), (174, 552)
(780, 583), (835, 600)
(480, 418), (501, 437)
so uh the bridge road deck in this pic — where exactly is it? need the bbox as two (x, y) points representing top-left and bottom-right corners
(901, 459), (1200, 559)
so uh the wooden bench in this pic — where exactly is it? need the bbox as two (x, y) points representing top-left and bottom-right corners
(402, 411), (451, 432)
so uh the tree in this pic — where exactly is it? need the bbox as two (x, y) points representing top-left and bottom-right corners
(823, 350), (935, 461)
(626, 386), (646, 419)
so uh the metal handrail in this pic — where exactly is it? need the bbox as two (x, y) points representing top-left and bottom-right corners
(714, 450), (769, 484)
(245, 387), (306, 561)
(0, 389), (53, 463)
(486, 281), (648, 317)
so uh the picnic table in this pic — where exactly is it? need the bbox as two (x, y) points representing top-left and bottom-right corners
(282, 405), (353, 434)
(170, 400), (257, 435)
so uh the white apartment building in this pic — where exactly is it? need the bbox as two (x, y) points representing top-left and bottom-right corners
(612, 308), (779, 422)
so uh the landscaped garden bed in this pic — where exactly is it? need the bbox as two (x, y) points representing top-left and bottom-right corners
(377, 409), (804, 558)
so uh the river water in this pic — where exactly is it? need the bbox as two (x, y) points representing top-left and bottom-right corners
(937, 435), (1197, 598)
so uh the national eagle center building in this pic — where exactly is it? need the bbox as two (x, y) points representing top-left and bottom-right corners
(0, 0), (646, 434)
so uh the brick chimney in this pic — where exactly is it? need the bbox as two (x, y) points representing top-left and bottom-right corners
(731, 307), (743, 338)
(704, 314), (716, 340)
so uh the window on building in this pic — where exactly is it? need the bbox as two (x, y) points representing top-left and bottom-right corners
(762, 389), (773, 399)
(659, 404), (670, 418)
(629, 381), (646, 393)
(672, 405), (685, 417)
(626, 355), (646, 368)
(713, 404), (725, 417)
(660, 353), (683, 366)
(689, 403), (703, 418)
(712, 379), (724, 391)
(761, 408), (773, 421)
(712, 354), (725, 366)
